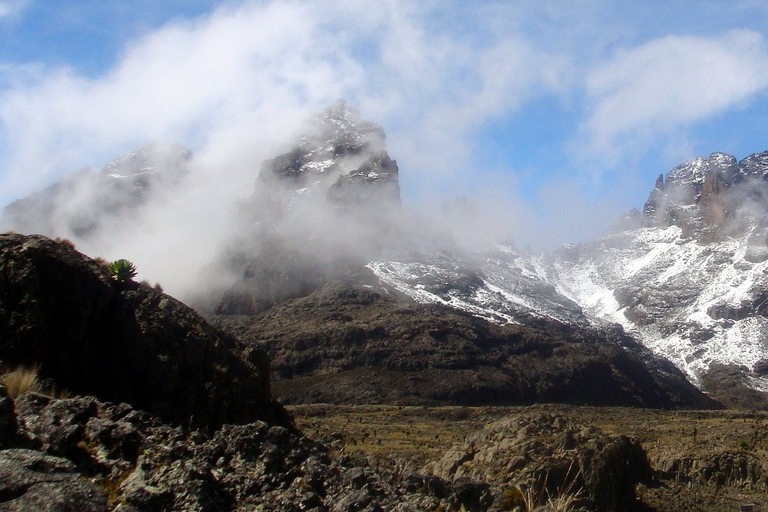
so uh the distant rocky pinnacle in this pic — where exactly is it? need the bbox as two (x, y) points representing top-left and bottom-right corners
(550, 150), (768, 407)
(643, 150), (768, 241)
(256, 100), (400, 208)
(216, 101), (403, 315)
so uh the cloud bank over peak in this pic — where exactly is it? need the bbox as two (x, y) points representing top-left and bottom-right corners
(1, 0), (768, 266)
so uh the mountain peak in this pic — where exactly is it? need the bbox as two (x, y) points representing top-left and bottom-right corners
(101, 142), (191, 179)
(642, 150), (768, 239)
(663, 152), (737, 189)
(257, 101), (399, 204)
(0, 142), (192, 239)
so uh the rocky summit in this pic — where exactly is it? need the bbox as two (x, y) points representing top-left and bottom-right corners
(256, 99), (400, 207)
(553, 151), (768, 408)
(0, 143), (190, 240)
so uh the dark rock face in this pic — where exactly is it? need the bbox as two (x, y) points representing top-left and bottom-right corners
(0, 449), (108, 512)
(217, 284), (719, 409)
(0, 233), (280, 431)
(256, 100), (400, 205)
(217, 101), (402, 315)
(431, 412), (653, 512)
(701, 363), (768, 410)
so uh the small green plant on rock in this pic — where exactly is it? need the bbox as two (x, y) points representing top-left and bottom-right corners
(109, 259), (137, 282)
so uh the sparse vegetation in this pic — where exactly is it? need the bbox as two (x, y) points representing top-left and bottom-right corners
(109, 258), (138, 282)
(0, 365), (43, 398)
(54, 237), (76, 249)
(519, 467), (586, 512)
(499, 487), (525, 510)
(0, 365), (68, 399)
(289, 404), (768, 512)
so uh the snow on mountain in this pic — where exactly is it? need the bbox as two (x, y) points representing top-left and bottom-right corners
(368, 243), (589, 327)
(6, 101), (768, 399)
(553, 224), (768, 386)
(550, 151), (768, 389)
(255, 100), (399, 208)
(366, 149), (768, 395)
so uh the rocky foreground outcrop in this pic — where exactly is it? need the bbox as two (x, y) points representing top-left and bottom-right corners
(0, 233), (282, 431)
(1, 386), (678, 512)
(0, 386), (492, 512)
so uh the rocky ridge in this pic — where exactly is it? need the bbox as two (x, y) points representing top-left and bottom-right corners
(5, 102), (768, 407)
(0, 386), (493, 512)
(256, 99), (400, 207)
(217, 283), (717, 410)
(216, 100), (403, 315)
(0, 233), (282, 430)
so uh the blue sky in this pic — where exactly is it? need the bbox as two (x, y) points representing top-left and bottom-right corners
(2, 0), (768, 248)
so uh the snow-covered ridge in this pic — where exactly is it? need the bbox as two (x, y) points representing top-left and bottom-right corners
(363, 150), (768, 395)
(552, 224), (768, 384)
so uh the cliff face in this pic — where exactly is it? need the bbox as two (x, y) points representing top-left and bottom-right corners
(551, 151), (768, 404)
(0, 233), (283, 430)
(256, 100), (400, 207)
(642, 151), (768, 241)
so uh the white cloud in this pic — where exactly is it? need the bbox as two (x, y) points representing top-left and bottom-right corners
(582, 29), (768, 163)
(0, 0), (566, 206)
(0, 0), (30, 19)
(0, 0), (571, 297)
(4, 0), (768, 284)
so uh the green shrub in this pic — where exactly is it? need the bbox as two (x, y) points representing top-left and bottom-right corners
(109, 259), (138, 282)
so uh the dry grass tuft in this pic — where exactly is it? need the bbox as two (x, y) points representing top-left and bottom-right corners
(1, 365), (43, 398)
(0, 365), (69, 399)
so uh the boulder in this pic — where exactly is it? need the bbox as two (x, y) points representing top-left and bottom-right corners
(431, 411), (653, 512)
(0, 449), (108, 512)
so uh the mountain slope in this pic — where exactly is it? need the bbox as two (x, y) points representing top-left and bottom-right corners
(0, 233), (284, 430)
(552, 152), (768, 405)
(217, 282), (717, 409)
(1, 102), (751, 408)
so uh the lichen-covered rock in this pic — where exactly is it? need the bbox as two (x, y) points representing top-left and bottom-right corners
(0, 449), (108, 512)
(7, 393), (469, 512)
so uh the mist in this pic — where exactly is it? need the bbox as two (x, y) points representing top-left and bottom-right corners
(3, 1), (768, 303)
